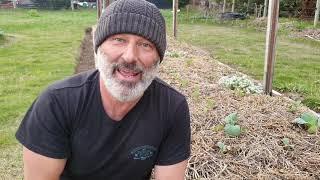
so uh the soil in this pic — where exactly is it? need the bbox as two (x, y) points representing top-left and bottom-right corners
(75, 27), (320, 179)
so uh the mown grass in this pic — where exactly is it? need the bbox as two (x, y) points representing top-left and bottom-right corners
(162, 9), (320, 112)
(0, 9), (96, 178)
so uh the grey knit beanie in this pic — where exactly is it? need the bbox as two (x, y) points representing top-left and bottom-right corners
(94, 0), (167, 61)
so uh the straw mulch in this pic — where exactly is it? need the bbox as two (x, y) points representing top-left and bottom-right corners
(76, 28), (320, 179)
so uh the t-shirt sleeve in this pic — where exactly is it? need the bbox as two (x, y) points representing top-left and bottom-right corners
(15, 88), (71, 159)
(156, 98), (191, 165)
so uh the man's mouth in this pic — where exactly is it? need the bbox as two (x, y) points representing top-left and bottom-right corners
(115, 67), (142, 82)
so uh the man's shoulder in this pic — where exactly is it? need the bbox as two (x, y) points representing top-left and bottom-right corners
(47, 69), (99, 92)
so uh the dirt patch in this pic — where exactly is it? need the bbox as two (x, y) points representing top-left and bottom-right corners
(75, 28), (320, 179)
(74, 27), (95, 74)
(293, 29), (320, 41)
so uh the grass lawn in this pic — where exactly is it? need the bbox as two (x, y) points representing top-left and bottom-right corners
(0, 9), (96, 178)
(162, 10), (320, 112)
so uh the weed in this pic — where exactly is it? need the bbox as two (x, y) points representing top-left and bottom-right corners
(28, 9), (40, 17)
(282, 138), (294, 150)
(288, 101), (302, 113)
(192, 86), (200, 101)
(180, 79), (189, 88)
(186, 58), (193, 67)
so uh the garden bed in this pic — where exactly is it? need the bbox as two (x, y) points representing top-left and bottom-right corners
(75, 27), (320, 179)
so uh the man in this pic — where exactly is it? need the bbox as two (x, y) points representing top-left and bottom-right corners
(15, 0), (191, 179)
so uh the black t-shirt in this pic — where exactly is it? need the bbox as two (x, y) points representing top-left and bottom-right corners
(16, 70), (191, 180)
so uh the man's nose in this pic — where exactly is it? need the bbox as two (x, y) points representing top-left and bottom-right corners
(122, 43), (138, 63)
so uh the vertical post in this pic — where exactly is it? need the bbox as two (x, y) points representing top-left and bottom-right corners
(97, 0), (102, 20)
(187, 5), (189, 20)
(223, 0), (226, 13)
(263, 0), (268, 17)
(259, 4), (263, 17)
(247, 0), (250, 14)
(232, 0), (235, 12)
(71, 0), (74, 11)
(13, 0), (17, 8)
(254, 3), (258, 17)
(314, 0), (320, 27)
(263, 0), (279, 95)
(173, 0), (178, 39)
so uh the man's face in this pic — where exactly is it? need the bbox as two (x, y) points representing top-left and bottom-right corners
(96, 34), (160, 102)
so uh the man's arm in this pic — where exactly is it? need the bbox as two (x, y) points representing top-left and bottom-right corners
(23, 147), (66, 180)
(154, 160), (188, 180)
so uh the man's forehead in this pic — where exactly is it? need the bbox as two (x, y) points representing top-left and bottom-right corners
(107, 34), (155, 44)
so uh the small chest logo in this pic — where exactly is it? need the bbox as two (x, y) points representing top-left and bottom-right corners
(130, 145), (157, 160)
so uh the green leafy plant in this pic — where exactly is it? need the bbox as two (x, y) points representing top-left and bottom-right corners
(167, 51), (179, 58)
(0, 29), (4, 38)
(212, 124), (224, 132)
(186, 59), (193, 67)
(206, 98), (217, 110)
(192, 86), (200, 101)
(218, 75), (263, 94)
(288, 100), (302, 113)
(224, 113), (241, 137)
(282, 138), (294, 150)
(180, 79), (189, 88)
(293, 112), (320, 134)
(28, 10), (40, 17)
(216, 141), (229, 154)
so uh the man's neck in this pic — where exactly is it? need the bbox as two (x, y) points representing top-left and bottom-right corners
(99, 78), (141, 121)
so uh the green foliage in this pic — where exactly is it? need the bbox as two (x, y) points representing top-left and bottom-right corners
(0, 29), (5, 45)
(293, 112), (320, 134)
(282, 138), (294, 150)
(219, 75), (263, 94)
(167, 51), (180, 58)
(186, 58), (193, 67)
(224, 113), (241, 137)
(180, 79), (189, 88)
(216, 141), (229, 153)
(192, 86), (200, 101)
(279, 0), (301, 17)
(28, 9), (40, 17)
(0, 29), (4, 38)
(288, 100), (302, 113)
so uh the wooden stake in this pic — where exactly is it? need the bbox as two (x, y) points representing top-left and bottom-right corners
(314, 0), (320, 27)
(263, 0), (268, 17)
(263, 0), (279, 95)
(254, 3), (257, 17)
(71, 0), (74, 11)
(173, 0), (178, 39)
(259, 4), (263, 17)
(232, 0), (235, 12)
(97, 0), (102, 20)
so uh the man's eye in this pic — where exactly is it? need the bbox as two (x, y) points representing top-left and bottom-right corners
(140, 42), (152, 48)
(113, 38), (125, 42)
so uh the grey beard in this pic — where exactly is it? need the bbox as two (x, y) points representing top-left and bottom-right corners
(96, 49), (159, 102)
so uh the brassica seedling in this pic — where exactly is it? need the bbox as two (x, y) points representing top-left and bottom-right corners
(216, 142), (229, 153)
(282, 138), (294, 150)
(224, 113), (241, 137)
(293, 112), (320, 134)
